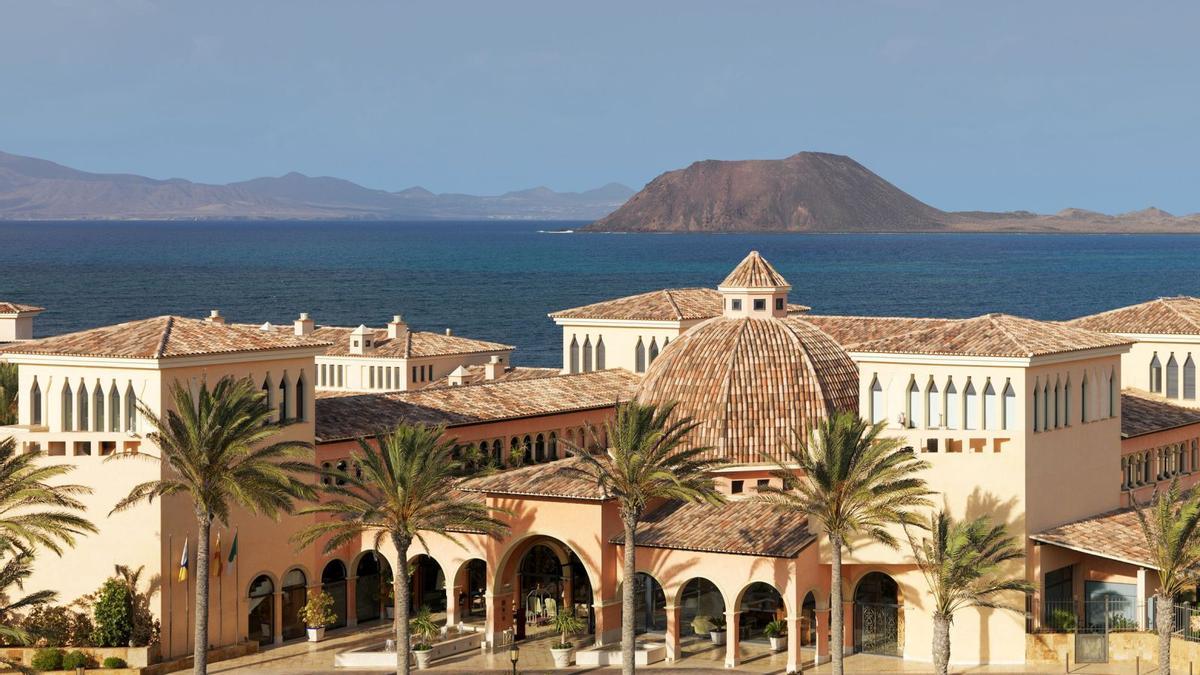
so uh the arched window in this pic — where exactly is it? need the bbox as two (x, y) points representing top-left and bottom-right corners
(1052, 379), (1061, 428)
(1186, 355), (1197, 400)
(492, 439), (502, 465)
(869, 376), (885, 424)
(926, 380), (940, 427)
(595, 337), (606, 370)
(247, 574), (275, 646)
(1150, 353), (1163, 393)
(93, 383), (104, 432)
(1062, 377), (1071, 426)
(261, 376), (273, 416)
(635, 338), (646, 373)
(522, 435), (533, 463)
(295, 373), (307, 422)
(29, 378), (42, 426)
(278, 374), (290, 422)
(906, 379), (920, 429)
(108, 383), (120, 432)
(648, 338), (660, 364)
(1032, 382), (1041, 431)
(1167, 354), (1180, 398)
(568, 336), (580, 374)
(535, 434), (546, 462)
(983, 380), (996, 430)
(124, 383), (137, 432)
(1109, 369), (1117, 418)
(77, 381), (89, 432)
(548, 432), (558, 460)
(582, 337), (593, 372)
(61, 382), (73, 432)
(999, 380), (1015, 431)
(963, 379), (978, 430)
(1042, 381), (1050, 430)
(1080, 374), (1089, 423)
(945, 378), (959, 429)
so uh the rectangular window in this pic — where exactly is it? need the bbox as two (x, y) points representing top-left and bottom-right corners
(753, 299), (766, 311)
(756, 478), (770, 491)
(731, 299), (742, 311)
(369, 368), (375, 389)
(775, 298), (784, 311)
(730, 480), (744, 494)
(337, 366), (344, 388)
(412, 366), (418, 382)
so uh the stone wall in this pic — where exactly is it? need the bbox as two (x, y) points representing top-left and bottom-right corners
(1028, 631), (1200, 671)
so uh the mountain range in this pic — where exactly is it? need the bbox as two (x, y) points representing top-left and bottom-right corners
(587, 152), (1200, 233)
(0, 150), (634, 221)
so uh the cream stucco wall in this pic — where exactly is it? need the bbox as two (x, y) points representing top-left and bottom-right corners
(315, 350), (511, 393)
(553, 319), (699, 375)
(1119, 336), (1200, 406)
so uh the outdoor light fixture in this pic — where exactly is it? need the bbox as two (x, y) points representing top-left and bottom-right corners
(509, 643), (520, 675)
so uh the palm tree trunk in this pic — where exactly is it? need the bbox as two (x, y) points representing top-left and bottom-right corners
(1158, 594), (1174, 675)
(622, 515), (638, 675)
(193, 515), (211, 675)
(932, 612), (950, 675)
(393, 533), (412, 675)
(830, 535), (844, 675)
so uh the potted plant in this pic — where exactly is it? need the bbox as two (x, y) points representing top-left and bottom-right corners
(382, 578), (395, 620)
(763, 619), (786, 652)
(298, 590), (337, 642)
(549, 611), (585, 668)
(708, 615), (727, 645)
(410, 605), (440, 670)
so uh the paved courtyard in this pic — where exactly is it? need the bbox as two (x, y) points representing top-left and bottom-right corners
(205, 622), (1171, 674)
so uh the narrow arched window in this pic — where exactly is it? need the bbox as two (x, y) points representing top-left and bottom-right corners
(1002, 380), (1015, 431)
(964, 379), (978, 431)
(1052, 379), (1061, 428)
(906, 379), (920, 429)
(261, 376), (273, 416)
(635, 338), (646, 373)
(1062, 377), (1071, 426)
(1032, 382), (1041, 432)
(278, 375), (290, 422)
(1168, 354), (1180, 398)
(1150, 353), (1163, 393)
(595, 337), (606, 370)
(869, 376), (885, 424)
(983, 380), (996, 430)
(109, 383), (120, 432)
(77, 381), (89, 432)
(1081, 374), (1090, 423)
(29, 378), (42, 426)
(945, 378), (959, 429)
(295, 372), (307, 422)
(569, 336), (580, 374)
(1042, 381), (1050, 430)
(124, 383), (137, 432)
(582, 337), (593, 372)
(548, 432), (558, 460)
(1186, 354), (1197, 400)
(1109, 369), (1117, 418)
(535, 434), (545, 462)
(926, 380), (941, 427)
(648, 338), (660, 365)
(93, 383), (104, 432)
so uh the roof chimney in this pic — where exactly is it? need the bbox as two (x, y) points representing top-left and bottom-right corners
(484, 354), (503, 381)
(445, 328), (453, 336)
(206, 309), (225, 325)
(350, 324), (374, 355)
(294, 312), (314, 336)
(387, 314), (408, 340)
(447, 365), (469, 387)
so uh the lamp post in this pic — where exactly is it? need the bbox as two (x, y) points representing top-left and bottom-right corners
(509, 642), (520, 675)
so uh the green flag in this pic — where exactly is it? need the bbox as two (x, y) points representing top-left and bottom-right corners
(227, 530), (238, 564)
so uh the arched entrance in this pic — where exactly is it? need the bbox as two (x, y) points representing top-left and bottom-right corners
(356, 552), (391, 623)
(801, 592), (817, 646)
(512, 541), (594, 640)
(854, 572), (900, 656)
(739, 582), (785, 639)
(410, 554), (446, 614)
(458, 559), (487, 622)
(679, 578), (725, 639)
(322, 560), (348, 629)
(247, 574), (275, 646)
(280, 569), (307, 641)
(632, 572), (666, 634)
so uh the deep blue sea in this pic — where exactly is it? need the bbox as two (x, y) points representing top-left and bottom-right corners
(3, 221), (1200, 367)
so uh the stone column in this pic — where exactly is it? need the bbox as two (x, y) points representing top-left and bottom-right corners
(485, 591), (512, 648)
(664, 604), (682, 662)
(724, 610), (741, 668)
(445, 582), (460, 627)
(563, 566), (574, 612)
(346, 577), (358, 627)
(272, 591), (284, 645)
(1136, 567), (1149, 631)
(786, 614), (802, 673)
(814, 607), (827, 666)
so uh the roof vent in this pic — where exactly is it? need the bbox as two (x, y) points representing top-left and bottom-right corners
(387, 314), (408, 340)
(294, 312), (314, 336)
(447, 365), (469, 387)
(484, 354), (503, 381)
(206, 309), (225, 325)
(259, 322), (273, 331)
(445, 328), (453, 336)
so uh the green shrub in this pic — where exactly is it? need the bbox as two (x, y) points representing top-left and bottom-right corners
(91, 578), (134, 647)
(23, 605), (94, 647)
(62, 649), (96, 669)
(1048, 607), (1077, 632)
(102, 656), (128, 669)
(763, 618), (786, 638)
(30, 647), (64, 671)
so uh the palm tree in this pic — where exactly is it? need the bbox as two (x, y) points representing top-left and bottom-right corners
(0, 363), (17, 426)
(1132, 477), (1200, 674)
(907, 509), (1032, 675)
(757, 412), (932, 675)
(114, 564), (162, 647)
(0, 541), (57, 670)
(292, 423), (508, 675)
(0, 437), (96, 555)
(110, 376), (315, 674)
(563, 400), (724, 675)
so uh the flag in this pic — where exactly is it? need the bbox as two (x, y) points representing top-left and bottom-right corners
(178, 537), (189, 582)
(211, 532), (223, 578)
(227, 530), (239, 565)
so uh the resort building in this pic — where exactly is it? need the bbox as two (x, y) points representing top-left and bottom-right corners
(6, 253), (1200, 671)
(0, 301), (42, 343)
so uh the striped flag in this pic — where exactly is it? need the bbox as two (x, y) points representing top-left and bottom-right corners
(178, 537), (189, 582)
(211, 532), (223, 578)
(227, 530), (239, 564)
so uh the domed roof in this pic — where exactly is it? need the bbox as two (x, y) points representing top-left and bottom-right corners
(634, 314), (860, 464)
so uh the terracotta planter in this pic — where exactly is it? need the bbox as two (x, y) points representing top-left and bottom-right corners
(550, 645), (573, 668)
(413, 648), (433, 670)
(768, 636), (785, 652)
(306, 626), (326, 642)
(710, 630), (726, 645)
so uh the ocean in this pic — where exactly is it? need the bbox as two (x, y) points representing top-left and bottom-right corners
(3, 220), (1200, 368)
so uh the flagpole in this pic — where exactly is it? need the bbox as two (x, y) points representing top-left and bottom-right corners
(167, 534), (173, 657)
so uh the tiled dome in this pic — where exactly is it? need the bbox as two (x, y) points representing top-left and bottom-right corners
(634, 314), (860, 464)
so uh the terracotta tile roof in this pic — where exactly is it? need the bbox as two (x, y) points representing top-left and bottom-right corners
(297, 326), (512, 359)
(1031, 506), (1154, 568)
(550, 288), (809, 322)
(436, 365), (559, 387)
(803, 315), (956, 349)
(719, 251), (790, 289)
(849, 313), (1132, 358)
(0, 316), (331, 360)
(634, 316), (859, 464)
(1120, 389), (1200, 438)
(1069, 296), (1200, 335)
(314, 369), (640, 442)
(0, 302), (44, 315)
(611, 500), (815, 558)
(460, 458), (609, 501)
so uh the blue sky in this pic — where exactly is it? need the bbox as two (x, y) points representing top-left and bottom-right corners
(2, 1), (1198, 213)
